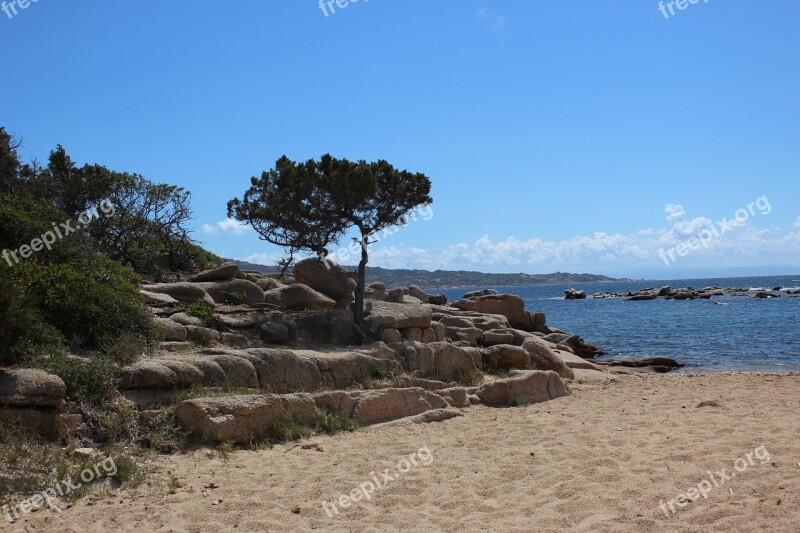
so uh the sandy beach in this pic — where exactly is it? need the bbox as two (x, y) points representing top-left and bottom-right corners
(6, 371), (799, 533)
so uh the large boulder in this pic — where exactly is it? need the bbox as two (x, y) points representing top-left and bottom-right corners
(481, 344), (531, 370)
(521, 337), (575, 379)
(476, 370), (567, 406)
(298, 310), (358, 345)
(565, 289), (587, 300)
(293, 258), (357, 308)
(0, 369), (66, 408)
(196, 279), (265, 306)
(120, 359), (206, 390)
(154, 318), (188, 342)
(263, 284), (337, 310)
(349, 388), (449, 426)
(367, 282), (387, 301)
(408, 285), (429, 302)
(390, 341), (480, 381)
(366, 301), (433, 330)
(141, 283), (215, 306)
(140, 290), (179, 305)
(177, 393), (316, 443)
(556, 334), (604, 359)
(452, 294), (542, 332)
(256, 277), (281, 291)
(427, 294), (448, 305)
(191, 262), (240, 282)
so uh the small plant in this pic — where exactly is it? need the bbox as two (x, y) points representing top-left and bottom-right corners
(313, 409), (359, 435)
(453, 367), (484, 386)
(185, 301), (221, 329)
(511, 393), (529, 408)
(167, 475), (183, 494)
(235, 272), (258, 283)
(187, 328), (215, 347)
(41, 353), (121, 404)
(273, 414), (313, 441)
(224, 291), (247, 305)
(370, 365), (390, 381)
(216, 441), (235, 462)
(112, 456), (139, 483)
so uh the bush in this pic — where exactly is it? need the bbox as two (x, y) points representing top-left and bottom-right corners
(185, 301), (221, 328)
(40, 353), (121, 404)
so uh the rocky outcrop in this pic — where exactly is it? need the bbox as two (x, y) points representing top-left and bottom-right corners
(452, 294), (547, 333)
(298, 310), (358, 345)
(366, 301), (433, 330)
(521, 337), (575, 380)
(556, 334), (604, 359)
(481, 344), (530, 370)
(293, 258), (357, 308)
(258, 314), (298, 344)
(476, 370), (567, 406)
(196, 279), (265, 306)
(155, 318), (188, 342)
(141, 283), (216, 306)
(565, 289), (586, 300)
(390, 341), (481, 381)
(263, 284), (337, 310)
(191, 262), (239, 282)
(0, 369), (66, 408)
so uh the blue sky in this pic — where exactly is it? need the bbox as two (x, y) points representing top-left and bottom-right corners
(2, 0), (799, 279)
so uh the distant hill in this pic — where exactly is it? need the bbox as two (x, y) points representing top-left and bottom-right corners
(230, 260), (620, 290)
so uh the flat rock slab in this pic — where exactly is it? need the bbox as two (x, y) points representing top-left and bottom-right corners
(0, 369), (66, 407)
(476, 370), (567, 406)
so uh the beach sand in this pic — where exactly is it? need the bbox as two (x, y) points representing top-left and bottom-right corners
(7, 371), (800, 532)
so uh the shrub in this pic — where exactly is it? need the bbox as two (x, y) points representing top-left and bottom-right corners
(185, 301), (221, 328)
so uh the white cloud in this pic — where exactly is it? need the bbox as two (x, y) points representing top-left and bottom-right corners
(241, 253), (277, 266)
(201, 218), (250, 235)
(664, 204), (686, 221)
(794, 216), (800, 229)
(476, 7), (507, 33)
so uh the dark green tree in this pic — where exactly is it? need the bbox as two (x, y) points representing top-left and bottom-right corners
(228, 155), (432, 331)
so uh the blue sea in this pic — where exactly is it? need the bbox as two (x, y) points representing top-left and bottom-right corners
(440, 275), (800, 372)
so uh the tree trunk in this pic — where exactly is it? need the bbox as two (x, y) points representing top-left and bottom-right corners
(353, 231), (370, 336)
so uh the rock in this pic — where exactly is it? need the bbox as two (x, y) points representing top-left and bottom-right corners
(564, 288), (586, 300)
(259, 314), (298, 344)
(220, 332), (252, 349)
(366, 301), (433, 330)
(463, 289), (497, 299)
(452, 294), (541, 332)
(141, 283), (216, 306)
(170, 312), (206, 327)
(476, 370), (567, 406)
(521, 337), (575, 379)
(191, 262), (240, 282)
(298, 310), (357, 345)
(368, 282), (386, 291)
(0, 369), (66, 407)
(481, 344), (531, 370)
(404, 408), (464, 425)
(0, 409), (79, 440)
(293, 258), (357, 308)
(120, 360), (206, 390)
(140, 290), (179, 305)
(256, 278), (281, 291)
(177, 393), (316, 443)
(378, 327), (402, 344)
(401, 327), (424, 342)
(185, 325), (222, 342)
(597, 357), (683, 373)
(155, 318), (188, 342)
(658, 285), (672, 297)
(427, 294), (448, 305)
(551, 349), (604, 371)
(408, 285), (429, 302)
(73, 447), (97, 459)
(626, 293), (658, 301)
(434, 387), (470, 408)
(355, 342), (397, 361)
(421, 327), (437, 343)
(556, 334), (604, 359)
(390, 341), (481, 381)
(431, 321), (447, 341)
(481, 330), (516, 346)
(349, 388), (449, 426)
(447, 327), (484, 345)
(196, 279), (265, 306)
(438, 316), (475, 329)
(367, 282), (387, 301)
(386, 288), (405, 303)
(263, 284), (337, 310)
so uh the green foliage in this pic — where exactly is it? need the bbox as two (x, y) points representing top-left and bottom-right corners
(187, 327), (215, 347)
(273, 414), (314, 441)
(40, 353), (121, 404)
(185, 301), (221, 328)
(312, 408), (359, 435)
(453, 367), (484, 386)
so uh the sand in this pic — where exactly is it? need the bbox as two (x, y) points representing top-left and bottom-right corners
(5, 371), (800, 532)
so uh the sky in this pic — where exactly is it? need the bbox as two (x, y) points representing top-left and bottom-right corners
(1, 0), (799, 279)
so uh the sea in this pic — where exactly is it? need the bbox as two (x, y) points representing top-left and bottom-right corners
(440, 275), (800, 372)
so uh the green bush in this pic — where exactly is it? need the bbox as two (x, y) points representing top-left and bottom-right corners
(41, 353), (121, 404)
(185, 301), (221, 328)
